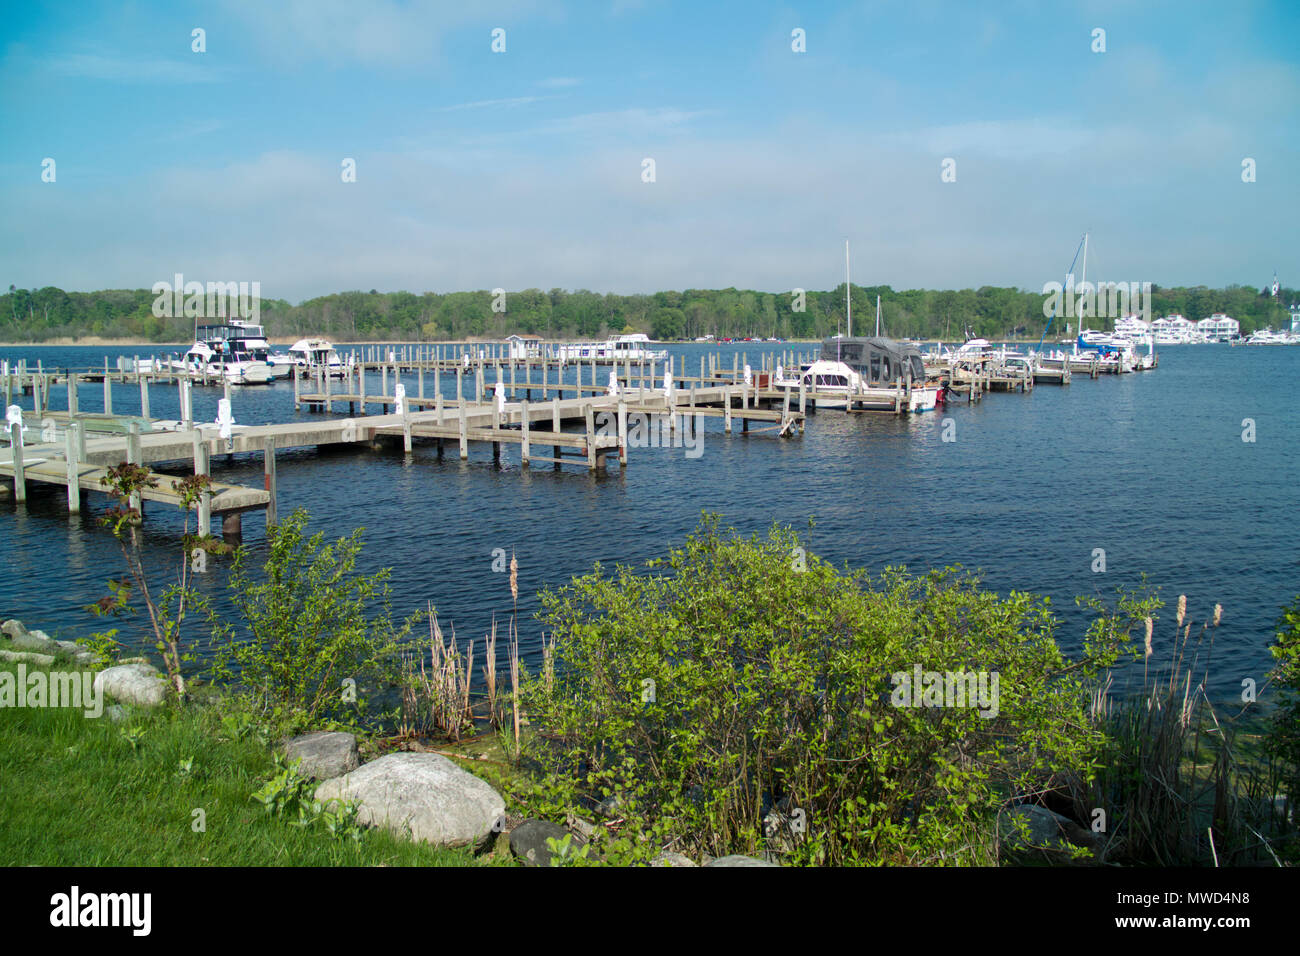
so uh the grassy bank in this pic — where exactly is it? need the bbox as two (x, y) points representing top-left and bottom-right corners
(0, 662), (491, 867)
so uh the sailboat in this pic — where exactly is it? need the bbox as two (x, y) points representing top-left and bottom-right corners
(775, 242), (941, 411)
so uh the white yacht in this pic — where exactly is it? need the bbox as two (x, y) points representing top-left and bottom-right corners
(554, 333), (667, 362)
(286, 338), (347, 377)
(776, 337), (941, 412)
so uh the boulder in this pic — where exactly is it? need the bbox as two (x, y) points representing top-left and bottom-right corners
(998, 804), (1090, 854)
(704, 854), (780, 867)
(0, 649), (56, 666)
(1, 619), (28, 641)
(93, 662), (169, 708)
(509, 819), (581, 867)
(315, 753), (505, 850)
(651, 851), (697, 867)
(54, 641), (97, 665)
(282, 731), (360, 781)
(5, 627), (61, 656)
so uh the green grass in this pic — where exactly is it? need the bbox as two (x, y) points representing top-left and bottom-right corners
(0, 663), (497, 866)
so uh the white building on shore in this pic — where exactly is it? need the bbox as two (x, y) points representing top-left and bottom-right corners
(1197, 313), (1239, 342)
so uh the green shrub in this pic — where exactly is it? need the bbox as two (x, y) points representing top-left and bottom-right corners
(210, 509), (412, 728)
(519, 515), (1152, 866)
(1269, 594), (1300, 848)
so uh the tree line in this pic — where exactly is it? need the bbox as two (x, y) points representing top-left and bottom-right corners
(3, 282), (1294, 343)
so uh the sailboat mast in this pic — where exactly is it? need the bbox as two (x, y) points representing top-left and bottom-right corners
(876, 295), (881, 337)
(1079, 231), (1089, 335)
(845, 240), (851, 338)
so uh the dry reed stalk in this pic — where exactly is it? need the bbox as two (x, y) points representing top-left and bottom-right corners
(509, 620), (521, 759)
(484, 618), (499, 728)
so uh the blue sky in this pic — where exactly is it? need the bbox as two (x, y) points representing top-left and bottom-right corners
(2, 0), (1297, 302)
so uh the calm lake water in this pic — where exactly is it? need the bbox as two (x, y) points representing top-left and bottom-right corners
(2, 342), (1296, 701)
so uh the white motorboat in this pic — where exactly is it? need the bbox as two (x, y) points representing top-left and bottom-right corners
(554, 333), (667, 362)
(287, 338), (347, 377)
(178, 340), (274, 385)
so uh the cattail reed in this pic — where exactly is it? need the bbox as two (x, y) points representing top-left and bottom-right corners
(1213, 604), (1222, 627)
(509, 549), (518, 605)
(1176, 594), (1187, 628)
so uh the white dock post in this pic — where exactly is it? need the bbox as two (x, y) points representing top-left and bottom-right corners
(552, 395), (560, 433)
(458, 401), (468, 459)
(65, 425), (80, 514)
(9, 420), (26, 504)
(456, 367), (463, 404)
(126, 421), (142, 512)
(263, 436), (278, 527)
(192, 430), (211, 539)
(103, 361), (112, 415)
(293, 365), (301, 411)
(359, 364), (367, 414)
(520, 400), (531, 466)
(617, 399), (628, 467)
(139, 373), (150, 422)
(584, 403), (597, 471)
(724, 385), (733, 434)
(180, 376), (193, 429)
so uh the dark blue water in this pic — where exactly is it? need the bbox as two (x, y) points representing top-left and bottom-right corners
(3, 343), (1296, 700)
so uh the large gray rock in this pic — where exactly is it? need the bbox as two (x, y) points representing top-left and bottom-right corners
(998, 804), (1095, 854)
(651, 851), (697, 867)
(94, 662), (169, 707)
(54, 640), (97, 665)
(1, 619), (28, 641)
(315, 753), (505, 849)
(4, 624), (61, 656)
(704, 854), (780, 867)
(0, 649), (56, 666)
(282, 731), (360, 781)
(509, 819), (579, 867)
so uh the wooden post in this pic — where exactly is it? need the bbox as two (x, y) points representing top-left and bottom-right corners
(263, 436), (278, 527)
(102, 371), (112, 415)
(458, 401), (468, 459)
(724, 385), (733, 434)
(617, 399), (628, 467)
(435, 392), (445, 425)
(67, 375), (78, 417)
(139, 374), (150, 422)
(9, 420), (25, 503)
(359, 364), (367, 414)
(402, 397), (412, 454)
(293, 365), (301, 410)
(65, 425), (81, 513)
(190, 431), (211, 538)
(585, 402), (597, 471)
(520, 400), (531, 466)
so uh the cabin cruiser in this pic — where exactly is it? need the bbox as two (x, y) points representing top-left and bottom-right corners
(554, 333), (667, 362)
(776, 337), (941, 411)
(178, 340), (274, 384)
(286, 338), (347, 377)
